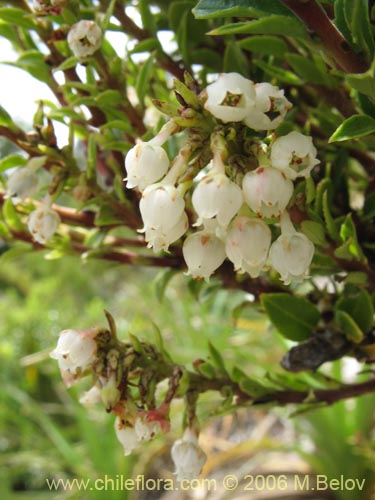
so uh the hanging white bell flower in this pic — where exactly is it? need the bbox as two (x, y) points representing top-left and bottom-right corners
(28, 197), (61, 244)
(125, 142), (170, 191)
(270, 131), (320, 180)
(79, 385), (102, 406)
(50, 329), (98, 387)
(242, 166), (293, 218)
(67, 20), (102, 59)
(204, 72), (256, 123)
(192, 165), (243, 229)
(140, 183), (187, 252)
(144, 212), (188, 253)
(114, 417), (139, 456)
(269, 211), (315, 284)
(135, 418), (160, 442)
(243, 82), (292, 130)
(6, 156), (46, 201)
(171, 428), (207, 481)
(183, 224), (226, 281)
(225, 216), (271, 277)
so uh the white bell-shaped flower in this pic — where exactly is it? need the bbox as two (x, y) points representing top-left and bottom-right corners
(67, 20), (102, 59)
(192, 167), (243, 228)
(125, 142), (170, 191)
(183, 225), (226, 281)
(135, 418), (160, 442)
(243, 82), (292, 130)
(242, 166), (293, 218)
(28, 197), (61, 244)
(79, 385), (102, 406)
(144, 212), (188, 253)
(6, 156), (45, 201)
(269, 211), (314, 284)
(114, 417), (139, 456)
(270, 131), (320, 180)
(171, 428), (207, 481)
(225, 216), (271, 277)
(204, 72), (256, 123)
(140, 183), (187, 251)
(50, 329), (97, 387)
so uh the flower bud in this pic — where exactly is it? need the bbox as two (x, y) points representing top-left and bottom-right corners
(204, 72), (256, 123)
(270, 131), (319, 180)
(28, 200), (61, 244)
(242, 166), (293, 218)
(100, 374), (121, 411)
(192, 170), (243, 228)
(50, 329), (97, 387)
(114, 417), (139, 456)
(243, 82), (292, 130)
(269, 212), (314, 284)
(225, 216), (271, 277)
(171, 428), (206, 481)
(67, 20), (102, 59)
(125, 142), (170, 191)
(183, 227), (226, 281)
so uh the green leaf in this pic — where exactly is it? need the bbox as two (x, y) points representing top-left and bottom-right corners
(208, 16), (306, 37)
(0, 7), (36, 29)
(208, 342), (227, 372)
(337, 213), (365, 260)
(329, 114), (375, 142)
(334, 310), (364, 343)
(95, 90), (123, 108)
(261, 293), (320, 341)
(130, 38), (160, 54)
(322, 190), (340, 240)
(238, 35), (288, 56)
(101, 0), (117, 32)
(347, 70), (375, 99)
(301, 220), (328, 247)
(334, 0), (355, 50)
(344, 0), (374, 60)
(135, 53), (154, 105)
(255, 59), (303, 85)
(173, 79), (201, 109)
(139, 0), (157, 32)
(223, 40), (248, 75)
(192, 0), (292, 19)
(238, 376), (270, 398)
(53, 56), (79, 72)
(3, 198), (25, 232)
(336, 288), (374, 333)
(0, 105), (20, 132)
(286, 53), (336, 86)
(0, 155), (27, 172)
(6, 51), (52, 85)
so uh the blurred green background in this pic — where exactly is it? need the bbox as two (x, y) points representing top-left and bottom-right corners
(0, 249), (374, 499)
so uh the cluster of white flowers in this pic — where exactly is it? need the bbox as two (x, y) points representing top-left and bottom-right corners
(50, 328), (206, 480)
(125, 73), (319, 284)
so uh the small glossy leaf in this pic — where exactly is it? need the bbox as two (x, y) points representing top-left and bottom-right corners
(329, 115), (375, 142)
(192, 0), (292, 19)
(335, 310), (364, 343)
(336, 288), (374, 333)
(208, 16), (306, 37)
(261, 293), (320, 341)
(135, 53), (154, 105)
(208, 342), (227, 372)
(301, 220), (328, 247)
(238, 36), (288, 56)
